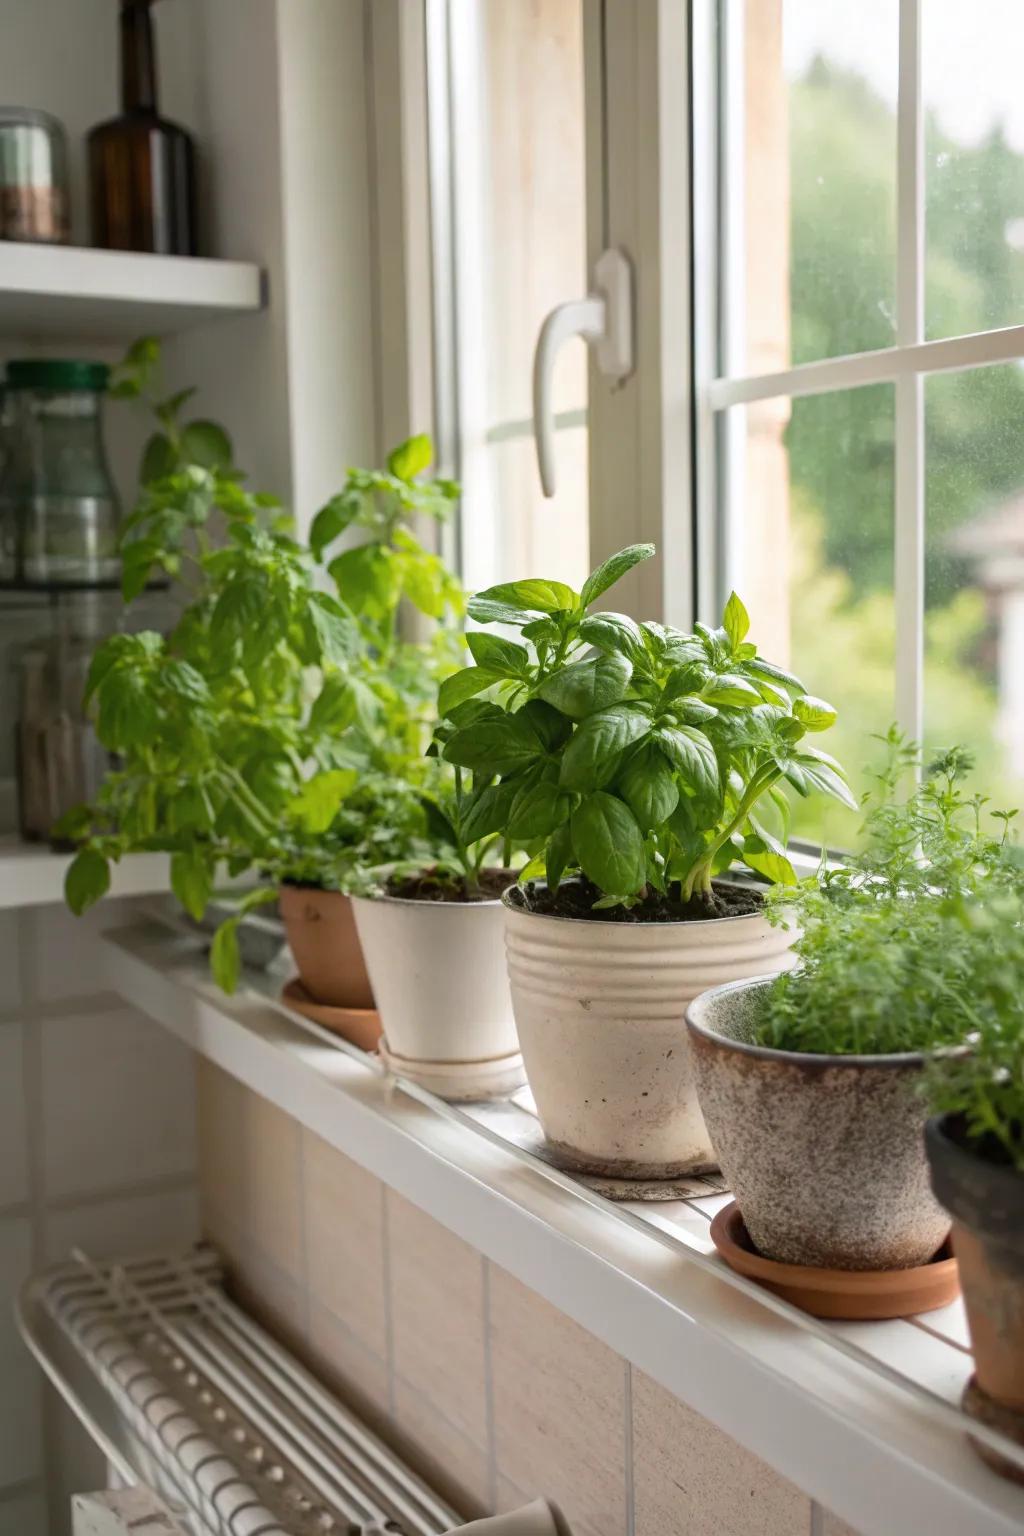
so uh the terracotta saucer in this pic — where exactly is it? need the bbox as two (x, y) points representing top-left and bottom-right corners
(710, 1202), (960, 1320)
(280, 977), (382, 1054)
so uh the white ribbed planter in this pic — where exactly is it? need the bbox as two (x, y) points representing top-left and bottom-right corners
(502, 885), (797, 1176)
(351, 893), (524, 1101)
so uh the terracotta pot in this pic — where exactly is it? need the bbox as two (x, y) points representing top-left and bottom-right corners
(686, 977), (950, 1270)
(926, 1116), (1024, 1417)
(278, 885), (374, 1010)
(351, 892), (524, 1100)
(502, 884), (796, 1178)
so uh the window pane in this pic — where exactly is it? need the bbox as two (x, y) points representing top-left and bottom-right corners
(461, 429), (589, 597)
(450, 0), (587, 424)
(924, 1), (1024, 340)
(730, 0), (897, 374)
(727, 383), (895, 846)
(925, 364), (1024, 808)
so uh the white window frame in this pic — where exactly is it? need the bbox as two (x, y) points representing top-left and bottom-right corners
(694, 0), (1024, 750)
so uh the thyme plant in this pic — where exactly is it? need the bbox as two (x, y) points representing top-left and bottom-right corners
(754, 733), (1024, 1069)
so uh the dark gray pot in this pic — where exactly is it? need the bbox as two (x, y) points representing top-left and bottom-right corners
(686, 977), (950, 1271)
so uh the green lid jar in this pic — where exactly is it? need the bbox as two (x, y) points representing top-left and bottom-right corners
(0, 359), (121, 587)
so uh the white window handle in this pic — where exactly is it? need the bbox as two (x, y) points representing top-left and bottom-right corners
(532, 247), (634, 497)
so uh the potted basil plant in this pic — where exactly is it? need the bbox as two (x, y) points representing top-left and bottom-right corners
(435, 542), (853, 1174)
(926, 886), (1024, 1480)
(687, 741), (1020, 1314)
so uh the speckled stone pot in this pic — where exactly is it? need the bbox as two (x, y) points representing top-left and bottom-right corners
(686, 978), (951, 1271)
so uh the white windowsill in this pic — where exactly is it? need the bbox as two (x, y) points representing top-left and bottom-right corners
(0, 840), (170, 910)
(101, 919), (1024, 1536)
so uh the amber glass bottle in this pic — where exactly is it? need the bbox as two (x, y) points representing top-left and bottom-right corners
(88, 0), (196, 255)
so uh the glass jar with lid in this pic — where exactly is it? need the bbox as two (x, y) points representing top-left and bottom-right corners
(0, 107), (70, 244)
(0, 359), (122, 588)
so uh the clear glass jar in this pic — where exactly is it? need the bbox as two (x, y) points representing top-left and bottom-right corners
(0, 107), (70, 244)
(0, 359), (121, 587)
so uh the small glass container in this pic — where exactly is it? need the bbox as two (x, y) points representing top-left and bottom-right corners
(0, 360), (121, 588)
(0, 107), (70, 244)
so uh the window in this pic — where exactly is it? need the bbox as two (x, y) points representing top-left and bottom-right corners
(698, 0), (1024, 841)
(426, 0), (590, 596)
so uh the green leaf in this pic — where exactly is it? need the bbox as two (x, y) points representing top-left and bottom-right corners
(65, 849), (110, 916)
(740, 834), (797, 887)
(309, 492), (359, 560)
(163, 660), (209, 704)
(438, 666), (502, 717)
(520, 699), (573, 751)
(170, 849), (213, 921)
(120, 537), (161, 601)
(571, 793), (646, 896)
(210, 919), (241, 995)
(181, 420), (233, 470)
(723, 591), (750, 650)
(545, 818), (575, 892)
(559, 705), (652, 791)
(471, 578), (579, 615)
(578, 611), (647, 662)
(673, 698), (719, 726)
(466, 596), (540, 627)
(701, 673), (762, 707)
(387, 434), (433, 482)
(140, 432), (176, 485)
(794, 754), (859, 810)
(662, 661), (713, 702)
(537, 652), (632, 720)
(460, 781), (518, 846)
(580, 544), (656, 608)
(617, 743), (680, 830)
(466, 631), (529, 677)
(288, 769), (360, 833)
(328, 543), (398, 618)
(746, 657), (805, 696)
(444, 714), (545, 777)
(507, 777), (570, 841)
(420, 795), (459, 847)
(308, 592), (360, 666)
(656, 725), (720, 804)
(793, 694), (838, 732)
(309, 675), (357, 734)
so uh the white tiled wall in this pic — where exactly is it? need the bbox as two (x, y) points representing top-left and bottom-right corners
(199, 1065), (864, 1536)
(0, 899), (199, 1536)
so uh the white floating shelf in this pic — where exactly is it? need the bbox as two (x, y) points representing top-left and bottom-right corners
(0, 243), (264, 342)
(0, 838), (169, 910)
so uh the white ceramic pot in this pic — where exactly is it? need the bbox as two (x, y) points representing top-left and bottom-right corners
(351, 893), (524, 1101)
(502, 886), (797, 1176)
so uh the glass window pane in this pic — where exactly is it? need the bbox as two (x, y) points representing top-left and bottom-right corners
(731, 0), (897, 374)
(461, 429), (589, 598)
(727, 384), (895, 846)
(924, 1), (1024, 340)
(925, 364), (1024, 808)
(450, 0), (587, 424)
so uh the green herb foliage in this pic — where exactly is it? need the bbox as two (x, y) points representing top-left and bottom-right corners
(63, 339), (463, 990)
(755, 734), (1024, 1080)
(433, 545), (854, 908)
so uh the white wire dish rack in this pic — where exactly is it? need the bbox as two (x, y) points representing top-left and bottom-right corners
(18, 1245), (462, 1536)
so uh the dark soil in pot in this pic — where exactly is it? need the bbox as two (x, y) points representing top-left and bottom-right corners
(386, 866), (515, 903)
(686, 978), (951, 1271)
(509, 875), (764, 923)
(927, 1115), (1024, 1419)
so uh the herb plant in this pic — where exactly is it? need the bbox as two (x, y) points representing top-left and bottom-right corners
(754, 734), (1024, 1066)
(63, 339), (464, 988)
(434, 543), (854, 911)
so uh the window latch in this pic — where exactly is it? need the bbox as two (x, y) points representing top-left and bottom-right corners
(532, 247), (634, 497)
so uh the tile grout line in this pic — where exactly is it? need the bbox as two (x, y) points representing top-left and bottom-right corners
(18, 907), (56, 1531)
(296, 1128), (312, 1346)
(482, 1258), (499, 1513)
(624, 1360), (635, 1536)
(381, 1183), (397, 1419)
(43, 1168), (199, 1214)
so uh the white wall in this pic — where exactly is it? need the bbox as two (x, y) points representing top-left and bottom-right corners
(0, 899), (200, 1536)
